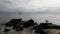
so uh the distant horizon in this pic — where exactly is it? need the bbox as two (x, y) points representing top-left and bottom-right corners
(0, 11), (60, 14)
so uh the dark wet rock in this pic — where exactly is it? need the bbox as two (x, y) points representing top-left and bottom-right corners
(13, 25), (24, 32)
(4, 29), (10, 32)
(5, 18), (22, 27)
(34, 22), (60, 34)
(23, 19), (36, 28)
(0, 28), (1, 30)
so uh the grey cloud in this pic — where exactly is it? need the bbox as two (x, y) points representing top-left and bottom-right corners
(0, 0), (31, 11)
(0, 0), (60, 14)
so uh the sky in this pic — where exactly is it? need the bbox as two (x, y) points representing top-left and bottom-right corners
(0, 0), (60, 13)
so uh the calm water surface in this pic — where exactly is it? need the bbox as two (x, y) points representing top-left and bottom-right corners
(0, 14), (60, 25)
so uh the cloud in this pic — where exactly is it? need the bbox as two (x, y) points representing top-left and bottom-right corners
(0, 0), (60, 12)
(0, 0), (31, 12)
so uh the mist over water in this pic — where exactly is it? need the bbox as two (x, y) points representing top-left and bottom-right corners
(0, 14), (60, 25)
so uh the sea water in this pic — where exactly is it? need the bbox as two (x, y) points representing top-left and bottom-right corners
(0, 14), (60, 25)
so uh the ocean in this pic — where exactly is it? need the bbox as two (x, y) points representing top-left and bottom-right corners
(0, 14), (60, 25)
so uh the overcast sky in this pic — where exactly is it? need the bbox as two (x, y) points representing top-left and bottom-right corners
(0, 0), (60, 13)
